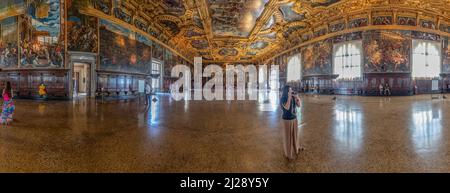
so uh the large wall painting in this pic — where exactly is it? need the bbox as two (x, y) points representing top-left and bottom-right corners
(20, 0), (64, 68)
(99, 19), (151, 74)
(363, 30), (411, 73)
(0, 16), (19, 68)
(301, 39), (332, 76)
(443, 37), (450, 74)
(67, 0), (98, 53)
(152, 43), (164, 60)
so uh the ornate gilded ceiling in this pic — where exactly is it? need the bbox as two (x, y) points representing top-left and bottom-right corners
(76, 0), (450, 63)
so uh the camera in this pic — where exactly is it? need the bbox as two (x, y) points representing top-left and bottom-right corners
(292, 91), (297, 95)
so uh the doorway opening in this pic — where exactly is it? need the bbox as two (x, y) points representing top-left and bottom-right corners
(73, 62), (91, 97)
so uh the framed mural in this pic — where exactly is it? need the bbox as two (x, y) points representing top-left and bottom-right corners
(67, 0), (98, 53)
(363, 30), (411, 73)
(443, 37), (450, 74)
(19, 0), (65, 68)
(152, 43), (163, 60)
(0, 16), (19, 68)
(99, 19), (151, 74)
(301, 39), (332, 76)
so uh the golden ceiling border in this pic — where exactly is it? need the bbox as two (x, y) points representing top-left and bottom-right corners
(79, 7), (193, 64)
(261, 24), (450, 64)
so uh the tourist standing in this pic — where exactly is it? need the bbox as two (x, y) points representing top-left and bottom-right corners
(1, 82), (15, 125)
(280, 85), (304, 160)
(379, 83), (384, 96)
(145, 80), (152, 106)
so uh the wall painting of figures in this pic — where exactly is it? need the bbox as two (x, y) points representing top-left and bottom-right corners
(0, 16), (19, 68)
(20, 0), (65, 68)
(152, 43), (164, 61)
(301, 39), (332, 76)
(99, 19), (152, 74)
(67, 0), (98, 53)
(443, 37), (450, 74)
(363, 30), (411, 73)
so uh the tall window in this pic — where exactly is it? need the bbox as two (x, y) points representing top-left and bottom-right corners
(269, 66), (279, 90)
(412, 40), (441, 78)
(287, 54), (301, 82)
(333, 41), (362, 80)
(151, 60), (161, 90)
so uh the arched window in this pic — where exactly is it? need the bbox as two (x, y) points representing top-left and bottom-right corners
(412, 40), (441, 78)
(269, 66), (279, 90)
(287, 54), (301, 82)
(333, 41), (362, 80)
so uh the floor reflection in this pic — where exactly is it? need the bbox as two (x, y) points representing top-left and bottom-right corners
(333, 103), (363, 152)
(147, 94), (161, 137)
(258, 90), (279, 112)
(410, 102), (442, 153)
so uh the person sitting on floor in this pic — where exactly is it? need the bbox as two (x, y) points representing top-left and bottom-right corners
(39, 83), (48, 98)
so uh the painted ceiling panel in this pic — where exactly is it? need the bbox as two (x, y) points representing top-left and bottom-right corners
(207, 0), (269, 37)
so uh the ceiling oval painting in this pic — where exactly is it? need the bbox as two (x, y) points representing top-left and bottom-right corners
(219, 48), (239, 56)
(160, 20), (180, 35)
(259, 32), (277, 39)
(193, 15), (204, 29)
(250, 41), (269, 50)
(162, 0), (186, 16)
(283, 25), (305, 38)
(208, 0), (269, 37)
(247, 51), (257, 56)
(280, 2), (305, 22)
(185, 28), (204, 38)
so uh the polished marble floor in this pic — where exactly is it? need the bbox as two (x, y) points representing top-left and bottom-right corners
(0, 93), (450, 172)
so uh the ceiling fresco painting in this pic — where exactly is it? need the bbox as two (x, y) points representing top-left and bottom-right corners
(261, 15), (275, 30)
(162, 0), (186, 16)
(160, 20), (180, 35)
(219, 48), (239, 56)
(250, 41), (269, 50)
(207, 0), (270, 37)
(65, 0), (450, 63)
(191, 39), (209, 49)
(260, 32), (277, 39)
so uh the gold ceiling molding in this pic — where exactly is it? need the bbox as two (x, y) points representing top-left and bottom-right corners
(285, 21), (309, 28)
(0, 11), (23, 21)
(156, 15), (182, 24)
